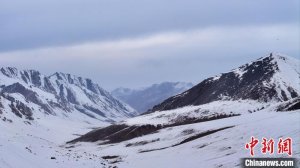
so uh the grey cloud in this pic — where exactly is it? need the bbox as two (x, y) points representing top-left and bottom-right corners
(0, 0), (299, 51)
(0, 1), (299, 89)
(0, 24), (298, 89)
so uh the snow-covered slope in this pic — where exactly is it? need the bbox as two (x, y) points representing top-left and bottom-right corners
(0, 111), (110, 168)
(2, 99), (296, 168)
(71, 53), (300, 144)
(68, 53), (300, 168)
(151, 53), (300, 112)
(0, 67), (136, 124)
(112, 82), (193, 113)
(67, 109), (300, 168)
(0, 67), (137, 168)
(69, 98), (299, 144)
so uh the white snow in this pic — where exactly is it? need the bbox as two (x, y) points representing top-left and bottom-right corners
(71, 109), (300, 168)
(124, 100), (270, 126)
(3, 96), (298, 168)
(270, 53), (300, 99)
(0, 107), (110, 168)
(0, 54), (299, 168)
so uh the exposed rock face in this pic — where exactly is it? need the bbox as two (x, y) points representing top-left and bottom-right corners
(0, 67), (137, 122)
(150, 53), (300, 112)
(68, 124), (161, 144)
(277, 97), (300, 111)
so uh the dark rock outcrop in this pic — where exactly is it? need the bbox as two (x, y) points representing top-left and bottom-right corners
(69, 113), (238, 144)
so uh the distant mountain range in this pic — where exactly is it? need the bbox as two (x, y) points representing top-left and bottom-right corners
(0, 67), (136, 124)
(112, 82), (193, 113)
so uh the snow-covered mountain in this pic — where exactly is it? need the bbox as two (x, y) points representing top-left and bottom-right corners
(1, 53), (299, 168)
(0, 67), (136, 123)
(0, 67), (139, 168)
(112, 82), (193, 113)
(68, 53), (300, 168)
(0, 67), (140, 168)
(151, 53), (300, 112)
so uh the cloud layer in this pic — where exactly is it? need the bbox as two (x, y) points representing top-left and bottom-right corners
(0, 23), (298, 89)
(0, 0), (299, 89)
(1, 0), (299, 51)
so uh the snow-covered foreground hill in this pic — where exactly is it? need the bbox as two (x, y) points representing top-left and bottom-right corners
(0, 110), (111, 168)
(67, 106), (300, 168)
(1, 101), (299, 168)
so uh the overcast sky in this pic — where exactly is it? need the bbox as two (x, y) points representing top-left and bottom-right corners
(0, 0), (299, 90)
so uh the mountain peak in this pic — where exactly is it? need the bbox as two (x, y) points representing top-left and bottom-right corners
(268, 52), (296, 60)
(151, 53), (300, 112)
(255, 52), (299, 67)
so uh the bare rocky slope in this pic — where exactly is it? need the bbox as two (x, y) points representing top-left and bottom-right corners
(150, 53), (300, 112)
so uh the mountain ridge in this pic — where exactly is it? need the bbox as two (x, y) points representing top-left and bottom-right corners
(0, 67), (137, 124)
(150, 53), (300, 112)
